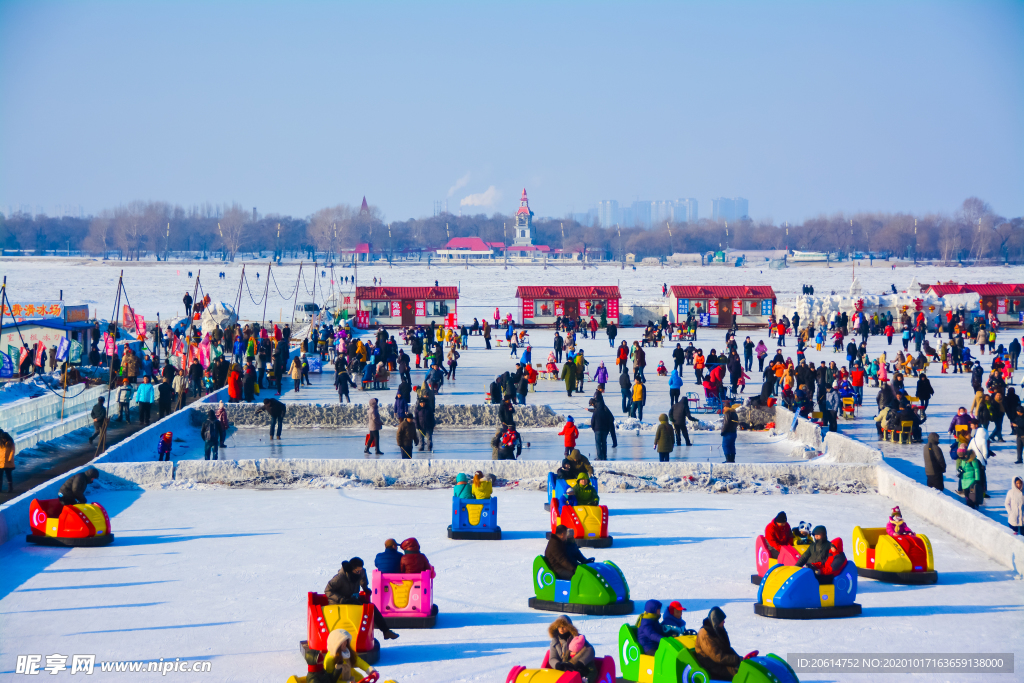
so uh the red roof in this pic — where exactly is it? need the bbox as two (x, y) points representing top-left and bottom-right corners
(925, 283), (1024, 297)
(670, 285), (776, 299)
(441, 237), (493, 251)
(503, 244), (550, 252)
(356, 286), (458, 300)
(515, 285), (621, 299)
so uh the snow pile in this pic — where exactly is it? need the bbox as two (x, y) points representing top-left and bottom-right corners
(210, 402), (565, 429)
(784, 292), (947, 322)
(199, 301), (237, 335)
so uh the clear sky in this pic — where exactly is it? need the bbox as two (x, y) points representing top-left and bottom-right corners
(1, 1), (1021, 223)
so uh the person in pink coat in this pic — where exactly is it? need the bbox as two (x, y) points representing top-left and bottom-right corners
(886, 506), (915, 536)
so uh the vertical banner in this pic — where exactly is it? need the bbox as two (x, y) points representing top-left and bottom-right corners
(122, 305), (136, 334)
(69, 340), (83, 364)
(677, 299), (689, 316)
(607, 299), (619, 319)
(390, 301), (401, 318)
(415, 300), (425, 317)
(761, 299), (773, 316)
(554, 300), (564, 316)
(198, 339), (211, 368)
(699, 313), (711, 327)
(12, 344), (26, 365)
(135, 314), (146, 336)
(522, 300), (534, 319)
(34, 341), (45, 366)
(997, 298), (1007, 315)
(732, 299), (742, 315)
(356, 310), (369, 328)
(104, 333), (116, 356)
(578, 300), (588, 317)
(56, 337), (70, 361)
(0, 351), (11, 378)
(708, 300), (719, 316)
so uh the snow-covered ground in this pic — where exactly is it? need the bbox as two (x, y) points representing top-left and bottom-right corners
(3, 259), (1024, 681)
(0, 488), (1019, 682)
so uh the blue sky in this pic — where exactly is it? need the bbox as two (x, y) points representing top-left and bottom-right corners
(1, 1), (1021, 223)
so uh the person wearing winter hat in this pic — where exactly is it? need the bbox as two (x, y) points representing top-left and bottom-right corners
(796, 526), (847, 579)
(637, 599), (667, 655)
(324, 629), (374, 682)
(1005, 477), (1024, 534)
(324, 558), (400, 642)
(558, 416), (579, 456)
(556, 458), (579, 480)
(694, 607), (744, 680)
(57, 466), (100, 507)
(763, 511), (794, 559)
(454, 473), (474, 499)
(571, 475), (599, 506)
(399, 538), (432, 574)
(374, 539), (403, 574)
(566, 448), (594, 478)
(560, 634), (597, 679)
(654, 414), (674, 462)
(662, 601), (687, 636)
(886, 507), (915, 537)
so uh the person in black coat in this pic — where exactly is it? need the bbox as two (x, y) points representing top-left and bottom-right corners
(915, 373), (934, 415)
(58, 467), (99, 506)
(415, 398), (435, 452)
(243, 365), (257, 402)
(590, 391), (617, 460)
(553, 332), (564, 363)
(619, 368), (632, 414)
(498, 397), (516, 427)
(335, 368), (356, 404)
(670, 398), (693, 446)
(489, 376), (503, 404)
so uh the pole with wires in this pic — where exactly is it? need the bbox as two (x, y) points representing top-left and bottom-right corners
(96, 271), (125, 456)
(261, 262), (271, 327)
(290, 263), (302, 328)
(234, 265), (246, 322)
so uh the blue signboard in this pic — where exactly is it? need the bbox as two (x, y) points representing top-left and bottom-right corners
(677, 299), (689, 316)
(307, 354), (322, 374)
(699, 313), (711, 327)
(761, 299), (773, 316)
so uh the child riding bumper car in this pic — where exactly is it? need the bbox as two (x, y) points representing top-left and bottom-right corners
(305, 592), (381, 664)
(26, 498), (114, 547)
(529, 556), (633, 616)
(548, 499), (611, 548)
(852, 525), (937, 585)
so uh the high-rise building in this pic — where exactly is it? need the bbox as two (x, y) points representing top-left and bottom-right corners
(674, 198), (698, 223)
(631, 201), (652, 228)
(651, 200), (674, 227)
(597, 200), (618, 228)
(712, 197), (749, 222)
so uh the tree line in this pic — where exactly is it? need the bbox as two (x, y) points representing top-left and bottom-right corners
(1, 197), (1021, 264)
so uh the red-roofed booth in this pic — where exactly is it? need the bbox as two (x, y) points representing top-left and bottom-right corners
(670, 286), (776, 328)
(924, 282), (1024, 324)
(515, 286), (621, 327)
(355, 286), (458, 328)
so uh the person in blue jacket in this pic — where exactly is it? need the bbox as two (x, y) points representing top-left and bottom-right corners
(662, 600), (688, 636)
(668, 368), (684, 406)
(374, 538), (403, 574)
(637, 599), (667, 655)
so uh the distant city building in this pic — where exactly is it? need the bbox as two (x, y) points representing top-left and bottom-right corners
(630, 201), (652, 229)
(712, 197), (749, 222)
(651, 200), (674, 227)
(675, 198), (698, 223)
(597, 200), (618, 228)
(513, 188), (534, 246)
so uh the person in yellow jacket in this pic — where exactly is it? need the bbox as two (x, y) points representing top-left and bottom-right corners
(631, 380), (646, 421)
(471, 470), (492, 499)
(0, 428), (14, 492)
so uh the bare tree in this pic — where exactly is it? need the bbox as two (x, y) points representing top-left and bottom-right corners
(113, 202), (148, 260)
(308, 205), (354, 260)
(85, 212), (114, 256)
(218, 203), (248, 261)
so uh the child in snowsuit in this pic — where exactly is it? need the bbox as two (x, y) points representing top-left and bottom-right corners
(558, 416), (579, 456)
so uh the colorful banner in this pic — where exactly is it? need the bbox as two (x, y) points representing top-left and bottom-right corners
(607, 299), (619, 319)
(578, 300), (588, 317)
(0, 351), (12, 378)
(677, 299), (689, 316)
(69, 340), (83, 364)
(135, 314), (146, 336)
(997, 298), (1007, 315)
(198, 340), (211, 368)
(355, 310), (369, 328)
(34, 341), (45, 366)
(104, 333), (116, 356)
(522, 300), (534, 319)
(390, 301), (401, 318)
(11, 344), (25, 366)
(699, 313), (711, 327)
(122, 305), (136, 333)
(1, 301), (63, 319)
(708, 299), (719, 316)
(554, 300), (564, 317)
(56, 336), (70, 361)
(761, 299), (773, 316)
(415, 300), (425, 317)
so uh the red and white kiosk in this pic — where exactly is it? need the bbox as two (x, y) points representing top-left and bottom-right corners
(515, 286), (621, 327)
(355, 286), (458, 328)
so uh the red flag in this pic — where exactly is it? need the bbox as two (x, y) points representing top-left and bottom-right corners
(34, 341), (45, 366)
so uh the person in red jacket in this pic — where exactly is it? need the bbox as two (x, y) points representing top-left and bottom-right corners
(227, 366), (242, 403)
(558, 416), (580, 456)
(399, 538), (433, 574)
(850, 364), (865, 406)
(764, 511), (794, 559)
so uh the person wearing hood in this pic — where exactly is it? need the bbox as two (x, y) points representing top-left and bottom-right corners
(619, 366), (632, 414)
(571, 475), (599, 506)
(559, 416), (580, 456)
(796, 525), (847, 579)
(960, 447), (985, 509)
(57, 466), (99, 506)
(373, 538), (403, 574)
(454, 473), (474, 499)
(498, 396), (516, 427)
(654, 414), (674, 462)
(396, 414), (419, 459)
(668, 368), (684, 406)
(215, 401), (229, 447)
(694, 607), (743, 680)
(312, 628), (374, 682)
(1005, 477), (1023, 534)
(560, 358), (578, 398)
(200, 410), (220, 460)
(547, 616), (579, 670)
(923, 432), (946, 490)
(594, 362), (609, 391)
(721, 402), (738, 463)
(637, 599), (668, 655)
(966, 425), (990, 496)
(556, 457), (580, 480)
(364, 398), (383, 455)
(399, 537), (432, 574)
(567, 448), (595, 478)
(662, 601), (687, 636)
(415, 397), (436, 452)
